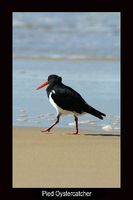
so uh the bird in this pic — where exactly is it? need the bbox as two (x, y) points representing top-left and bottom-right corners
(36, 74), (106, 134)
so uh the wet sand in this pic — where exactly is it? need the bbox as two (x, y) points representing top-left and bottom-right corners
(13, 127), (120, 188)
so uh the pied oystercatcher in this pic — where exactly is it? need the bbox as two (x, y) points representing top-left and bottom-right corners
(36, 74), (106, 134)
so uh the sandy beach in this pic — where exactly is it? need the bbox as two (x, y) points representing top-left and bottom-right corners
(13, 127), (120, 188)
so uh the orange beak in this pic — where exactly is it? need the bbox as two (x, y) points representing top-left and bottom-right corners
(36, 81), (48, 90)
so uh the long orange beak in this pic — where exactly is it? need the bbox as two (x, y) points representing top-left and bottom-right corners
(36, 81), (48, 90)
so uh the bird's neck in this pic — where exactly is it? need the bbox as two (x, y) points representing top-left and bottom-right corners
(46, 82), (62, 96)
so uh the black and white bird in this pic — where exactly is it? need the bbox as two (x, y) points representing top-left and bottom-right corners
(36, 74), (106, 134)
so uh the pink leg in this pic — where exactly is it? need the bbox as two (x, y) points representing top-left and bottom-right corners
(41, 114), (61, 133)
(73, 115), (79, 134)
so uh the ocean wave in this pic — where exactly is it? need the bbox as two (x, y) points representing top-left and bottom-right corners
(13, 54), (119, 61)
(13, 18), (117, 32)
(13, 20), (32, 28)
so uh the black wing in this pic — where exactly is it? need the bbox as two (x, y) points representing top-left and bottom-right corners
(51, 84), (87, 114)
(50, 84), (106, 119)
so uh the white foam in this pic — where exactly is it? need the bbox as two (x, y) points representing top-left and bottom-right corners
(68, 120), (97, 126)
(102, 125), (113, 132)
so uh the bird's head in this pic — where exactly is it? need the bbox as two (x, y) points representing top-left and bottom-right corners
(36, 74), (62, 90)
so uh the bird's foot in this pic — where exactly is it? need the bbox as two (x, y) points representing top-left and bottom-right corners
(40, 128), (52, 133)
(73, 132), (80, 135)
(67, 132), (79, 135)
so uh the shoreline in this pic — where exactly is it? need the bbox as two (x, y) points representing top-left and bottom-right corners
(13, 127), (120, 188)
(13, 126), (120, 136)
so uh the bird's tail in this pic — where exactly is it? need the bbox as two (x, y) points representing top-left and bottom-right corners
(84, 104), (106, 120)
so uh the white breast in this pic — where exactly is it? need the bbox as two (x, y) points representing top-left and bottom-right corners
(49, 91), (59, 114)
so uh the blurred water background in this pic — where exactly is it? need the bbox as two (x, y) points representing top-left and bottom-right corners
(13, 12), (120, 134)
